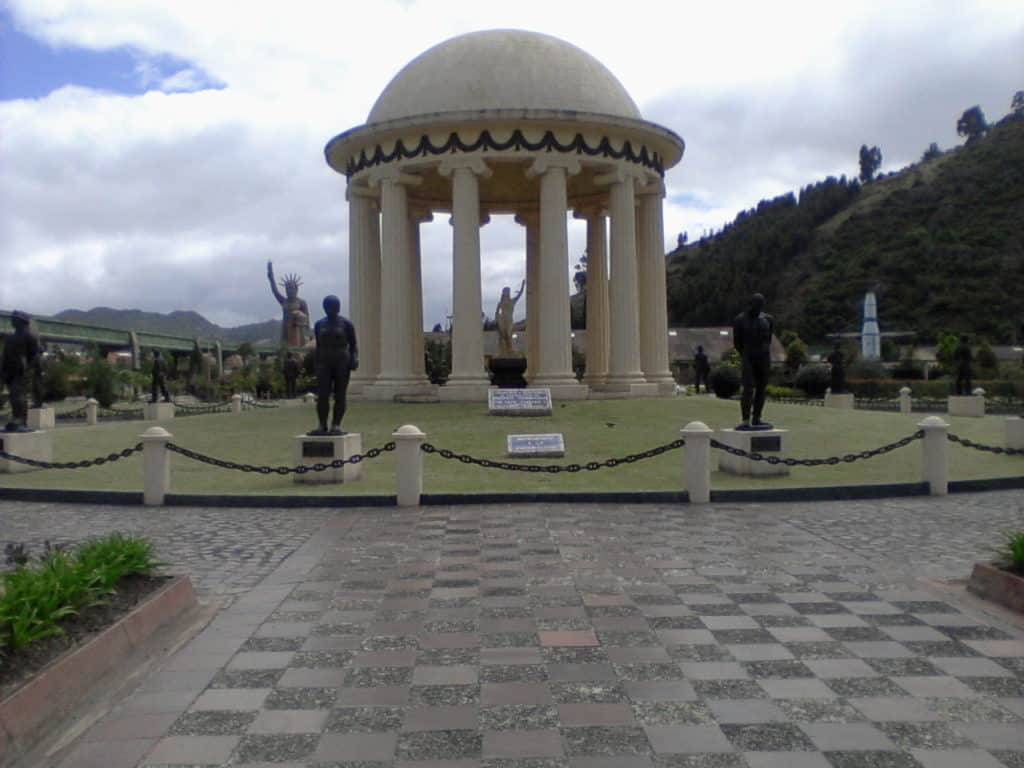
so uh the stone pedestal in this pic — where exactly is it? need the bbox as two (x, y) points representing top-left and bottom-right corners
(716, 428), (790, 477)
(144, 402), (176, 421)
(0, 430), (53, 473)
(948, 395), (984, 418)
(489, 358), (528, 389)
(546, 383), (590, 401)
(27, 407), (55, 430)
(293, 433), (363, 484)
(1006, 417), (1024, 451)
(824, 392), (854, 410)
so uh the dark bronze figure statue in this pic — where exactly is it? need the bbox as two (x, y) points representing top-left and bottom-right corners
(733, 293), (774, 430)
(693, 345), (710, 393)
(283, 353), (300, 399)
(310, 295), (358, 436)
(267, 261), (311, 347)
(150, 350), (171, 403)
(827, 341), (847, 394)
(2, 311), (42, 432)
(954, 335), (973, 395)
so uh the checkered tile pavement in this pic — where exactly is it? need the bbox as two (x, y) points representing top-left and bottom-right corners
(58, 503), (1024, 768)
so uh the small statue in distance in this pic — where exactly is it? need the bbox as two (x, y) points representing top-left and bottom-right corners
(733, 293), (774, 430)
(827, 341), (847, 394)
(267, 261), (310, 347)
(954, 334), (973, 395)
(150, 349), (172, 403)
(310, 295), (358, 436)
(494, 280), (525, 358)
(1, 310), (42, 433)
(693, 345), (710, 394)
(283, 353), (300, 399)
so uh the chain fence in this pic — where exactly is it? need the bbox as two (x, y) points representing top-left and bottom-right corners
(766, 397), (824, 407)
(0, 444), (142, 470)
(174, 401), (233, 417)
(165, 441), (396, 474)
(246, 400), (281, 409)
(98, 406), (145, 420)
(947, 433), (1024, 456)
(420, 438), (687, 473)
(710, 431), (923, 466)
(55, 405), (89, 421)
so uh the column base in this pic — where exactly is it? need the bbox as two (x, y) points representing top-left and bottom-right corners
(948, 395), (985, 418)
(144, 402), (176, 421)
(544, 383), (590, 401)
(824, 392), (855, 410)
(0, 430), (53, 473)
(27, 407), (55, 431)
(582, 373), (608, 388)
(293, 432), (362, 484)
(363, 381), (438, 402)
(438, 380), (491, 402)
(603, 374), (650, 393)
(1005, 417), (1024, 450)
(644, 375), (677, 396)
(716, 428), (790, 477)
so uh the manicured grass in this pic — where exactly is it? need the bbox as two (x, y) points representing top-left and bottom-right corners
(1, 397), (1021, 495)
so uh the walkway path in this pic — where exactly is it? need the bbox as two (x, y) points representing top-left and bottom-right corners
(1, 492), (1020, 768)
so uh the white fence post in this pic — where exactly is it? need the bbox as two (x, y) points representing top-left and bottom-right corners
(899, 386), (912, 415)
(232, 394), (243, 414)
(141, 426), (172, 506)
(681, 421), (713, 503)
(86, 398), (99, 426)
(393, 424), (426, 507)
(1006, 417), (1024, 451)
(918, 415), (949, 496)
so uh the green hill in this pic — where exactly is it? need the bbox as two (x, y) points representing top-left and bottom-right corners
(665, 116), (1024, 343)
(54, 307), (280, 344)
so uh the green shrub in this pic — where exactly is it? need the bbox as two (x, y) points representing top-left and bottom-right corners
(847, 359), (888, 380)
(795, 364), (831, 397)
(766, 385), (803, 398)
(85, 359), (117, 408)
(710, 365), (740, 399)
(993, 530), (1024, 574)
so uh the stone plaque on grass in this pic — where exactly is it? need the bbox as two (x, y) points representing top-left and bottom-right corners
(488, 388), (552, 416)
(507, 433), (565, 457)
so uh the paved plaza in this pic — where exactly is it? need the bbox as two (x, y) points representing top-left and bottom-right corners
(2, 491), (1023, 768)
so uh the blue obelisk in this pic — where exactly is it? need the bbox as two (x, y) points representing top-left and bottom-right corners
(861, 291), (881, 360)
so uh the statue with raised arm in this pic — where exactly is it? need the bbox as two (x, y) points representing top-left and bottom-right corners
(267, 261), (310, 347)
(2, 310), (43, 432)
(494, 280), (525, 358)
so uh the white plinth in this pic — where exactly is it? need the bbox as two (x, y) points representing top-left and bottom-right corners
(1007, 417), (1024, 451)
(293, 432), (363, 484)
(824, 392), (854, 410)
(144, 402), (176, 421)
(716, 428), (790, 477)
(27, 407), (55, 430)
(948, 395), (985, 418)
(0, 430), (53, 473)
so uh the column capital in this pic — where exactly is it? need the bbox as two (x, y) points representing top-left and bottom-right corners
(367, 166), (423, 189)
(438, 155), (493, 179)
(525, 156), (581, 179)
(573, 206), (607, 221)
(636, 178), (667, 198)
(409, 206), (434, 224)
(513, 210), (539, 227)
(593, 165), (646, 188)
(451, 213), (491, 227)
(345, 182), (379, 202)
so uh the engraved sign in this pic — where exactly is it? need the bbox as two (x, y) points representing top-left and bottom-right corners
(488, 388), (553, 416)
(750, 435), (782, 452)
(507, 433), (565, 457)
(302, 441), (334, 458)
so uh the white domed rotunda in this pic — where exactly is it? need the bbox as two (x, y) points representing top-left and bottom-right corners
(325, 29), (685, 400)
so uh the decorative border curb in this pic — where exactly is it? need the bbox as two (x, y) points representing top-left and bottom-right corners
(967, 562), (1024, 614)
(0, 574), (197, 767)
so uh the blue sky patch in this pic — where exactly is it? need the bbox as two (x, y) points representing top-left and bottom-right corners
(0, 11), (222, 100)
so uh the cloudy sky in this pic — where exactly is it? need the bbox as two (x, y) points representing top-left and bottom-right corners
(1, 1), (1021, 332)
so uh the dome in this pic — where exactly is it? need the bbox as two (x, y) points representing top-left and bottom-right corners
(367, 29), (642, 124)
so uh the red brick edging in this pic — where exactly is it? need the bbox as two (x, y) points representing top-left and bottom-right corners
(0, 574), (197, 766)
(967, 561), (1024, 614)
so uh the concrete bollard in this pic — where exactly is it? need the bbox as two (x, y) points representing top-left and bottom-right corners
(141, 426), (172, 506)
(681, 421), (713, 504)
(899, 387), (912, 415)
(973, 387), (986, 397)
(393, 424), (426, 507)
(303, 392), (316, 404)
(918, 415), (949, 496)
(232, 394), (243, 414)
(1006, 417), (1024, 451)
(85, 398), (99, 426)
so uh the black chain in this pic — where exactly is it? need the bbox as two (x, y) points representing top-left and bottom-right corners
(248, 401), (281, 409)
(947, 433), (1024, 456)
(419, 438), (686, 473)
(710, 431), (923, 466)
(175, 402), (233, 416)
(0, 443), (142, 469)
(767, 397), (823, 407)
(165, 441), (396, 474)
(99, 407), (145, 420)
(55, 406), (89, 420)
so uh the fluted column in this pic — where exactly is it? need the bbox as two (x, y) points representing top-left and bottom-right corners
(408, 207), (432, 380)
(574, 208), (609, 387)
(515, 211), (540, 381)
(440, 157), (491, 396)
(525, 157), (583, 389)
(347, 184), (380, 393)
(597, 167), (645, 390)
(637, 181), (674, 388)
(366, 167), (426, 394)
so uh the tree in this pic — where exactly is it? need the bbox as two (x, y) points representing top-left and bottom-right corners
(785, 338), (809, 372)
(956, 105), (987, 144)
(237, 342), (254, 367)
(573, 252), (588, 294)
(921, 142), (941, 161)
(1012, 90), (1024, 118)
(858, 145), (882, 183)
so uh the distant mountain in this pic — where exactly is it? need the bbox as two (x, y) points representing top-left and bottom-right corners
(53, 307), (280, 344)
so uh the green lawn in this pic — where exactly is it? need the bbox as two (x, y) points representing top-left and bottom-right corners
(2, 397), (1021, 496)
